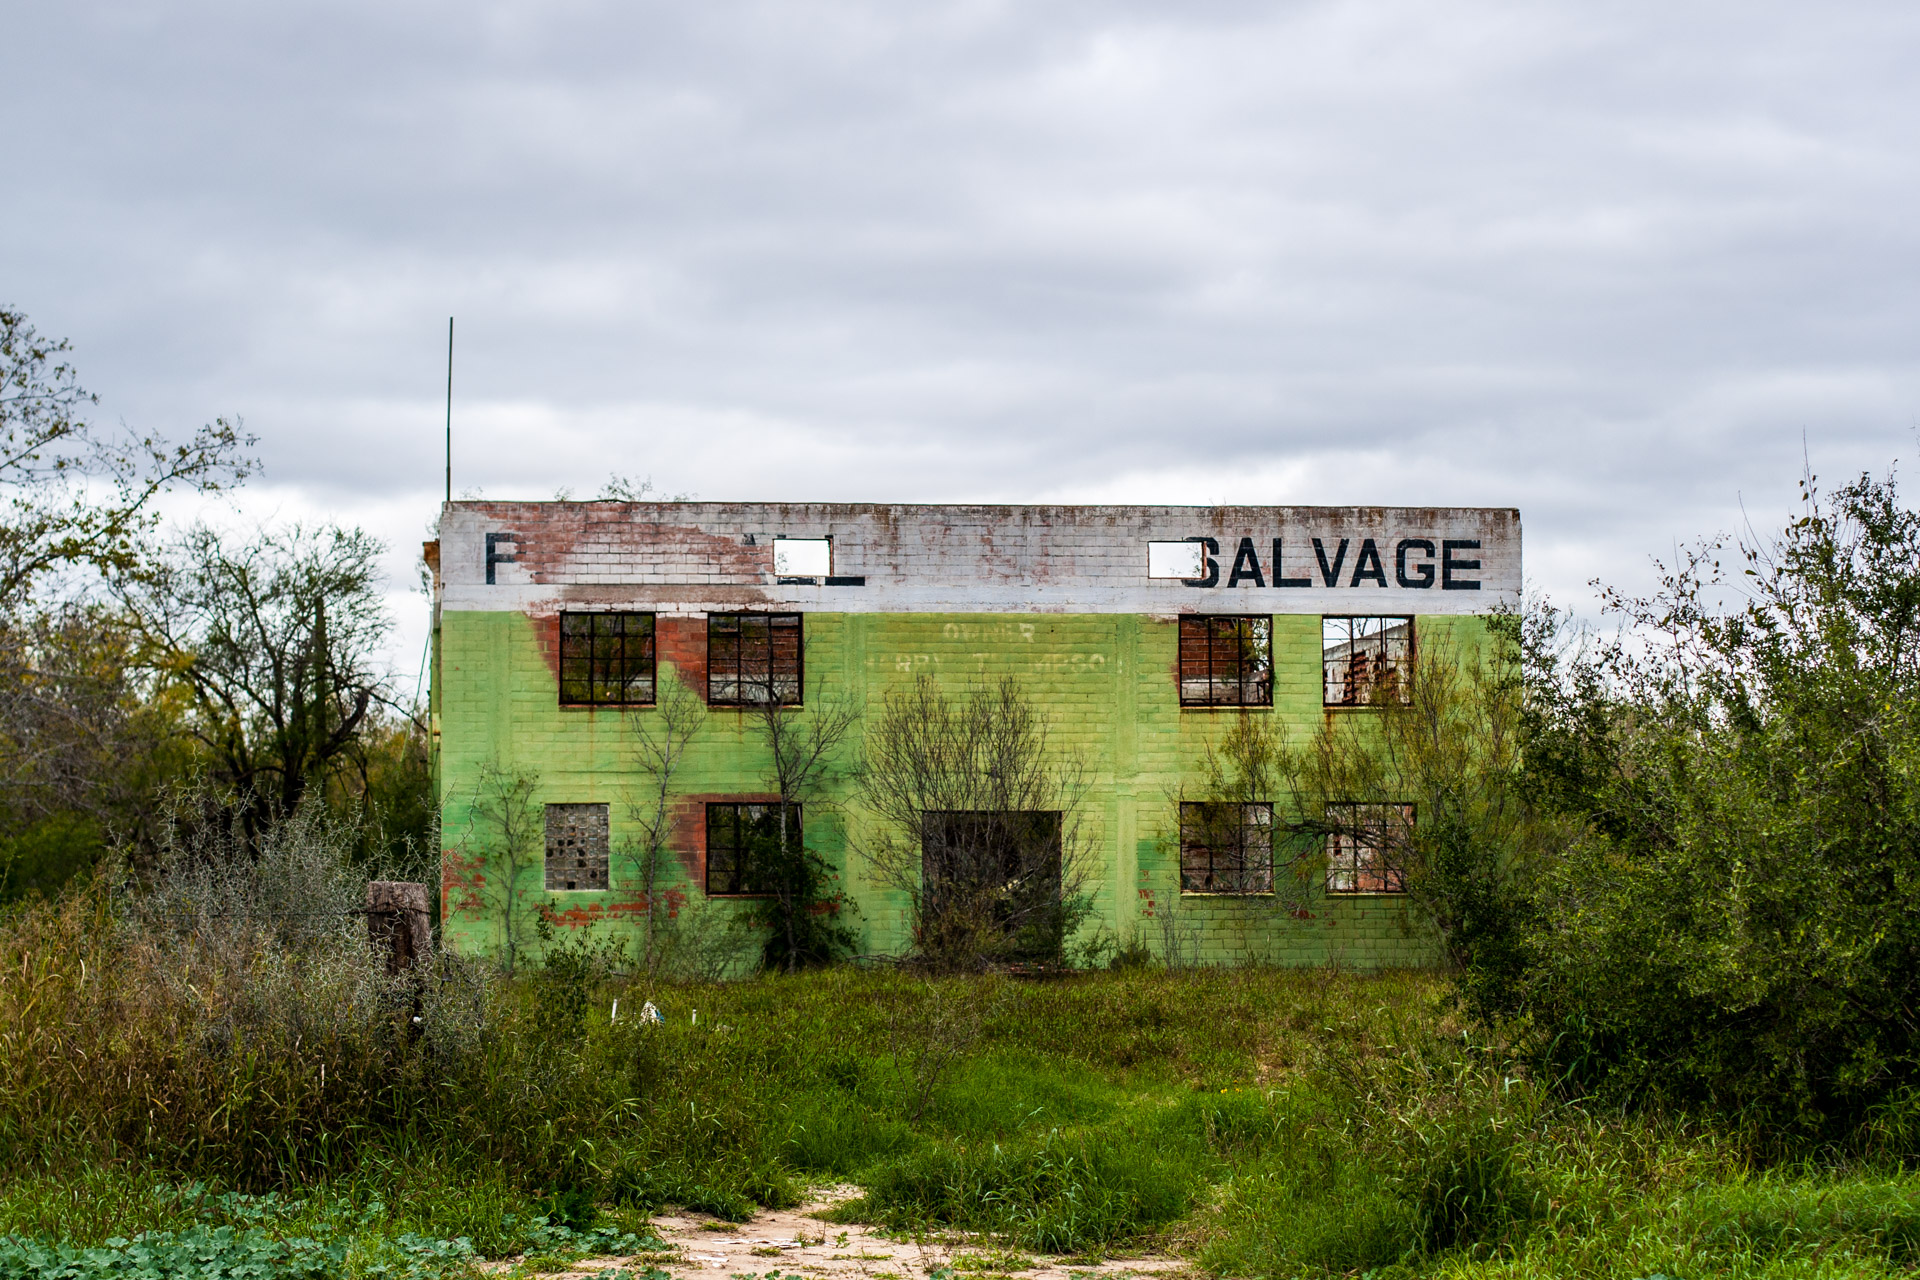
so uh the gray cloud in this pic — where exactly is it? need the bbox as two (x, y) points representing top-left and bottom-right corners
(5, 0), (1920, 665)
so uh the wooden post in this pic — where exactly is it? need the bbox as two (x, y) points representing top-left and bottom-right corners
(367, 881), (432, 974)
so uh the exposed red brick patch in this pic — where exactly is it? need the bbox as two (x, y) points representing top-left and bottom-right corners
(537, 890), (685, 929)
(658, 616), (708, 694)
(442, 848), (489, 919)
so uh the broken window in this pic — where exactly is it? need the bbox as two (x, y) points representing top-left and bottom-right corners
(707, 613), (803, 705)
(920, 810), (1065, 962)
(559, 612), (656, 706)
(1179, 615), (1273, 706)
(774, 537), (832, 579)
(1179, 801), (1274, 894)
(1147, 541), (1205, 579)
(1322, 616), (1413, 707)
(1325, 802), (1412, 894)
(544, 803), (610, 891)
(705, 801), (800, 896)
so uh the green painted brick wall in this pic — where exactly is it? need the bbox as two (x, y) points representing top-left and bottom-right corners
(435, 609), (1490, 968)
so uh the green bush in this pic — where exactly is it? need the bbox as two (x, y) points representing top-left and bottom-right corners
(1509, 472), (1920, 1134)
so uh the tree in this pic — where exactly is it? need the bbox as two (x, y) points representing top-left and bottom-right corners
(858, 676), (1094, 971)
(622, 672), (706, 977)
(0, 307), (252, 611)
(1153, 711), (1294, 967)
(1278, 622), (1551, 1016)
(0, 307), (253, 893)
(745, 682), (861, 972)
(123, 522), (395, 837)
(1509, 468), (1920, 1132)
(0, 605), (178, 900)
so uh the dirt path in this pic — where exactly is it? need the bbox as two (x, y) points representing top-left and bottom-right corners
(497, 1187), (1190, 1280)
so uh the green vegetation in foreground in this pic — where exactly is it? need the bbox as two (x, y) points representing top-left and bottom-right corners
(7, 913), (1920, 1280)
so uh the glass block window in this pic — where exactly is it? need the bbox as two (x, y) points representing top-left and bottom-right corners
(545, 803), (610, 891)
(1178, 615), (1273, 707)
(1179, 801), (1274, 894)
(707, 613), (803, 705)
(705, 802), (800, 896)
(1322, 616), (1413, 707)
(1325, 802), (1412, 894)
(559, 612), (656, 706)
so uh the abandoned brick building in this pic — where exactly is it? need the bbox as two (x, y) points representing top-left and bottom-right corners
(428, 502), (1521, 968)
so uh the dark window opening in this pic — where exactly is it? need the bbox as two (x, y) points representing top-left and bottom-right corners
(707, 613), (803, 705)
(545, 803), (610, 891)
(1179, 801), (1274, 894)
(1326, 802), (1412, 894)
(705, 801), (801, 896)
(920, 810), (1065, 962)
(1323, 616), (1413, 707)
(559, 612), (656, 706)
(1179, 615), (1273, 706)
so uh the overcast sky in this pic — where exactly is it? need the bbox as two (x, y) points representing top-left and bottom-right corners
(6, 1), (1919, 682)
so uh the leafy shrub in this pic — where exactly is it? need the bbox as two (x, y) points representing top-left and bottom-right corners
(0, 1225), (340, 1280)
(1509, 472), (1920, 1132)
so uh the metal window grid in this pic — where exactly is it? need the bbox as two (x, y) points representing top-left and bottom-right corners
(1178, 615), (1273, 707)
(1325, 802), (1413, 894)
(559, 612), (656, 706)
(707, 613), (804, 705)
(1322, 616), (1414, 707)
(705, 801), (800, 896)
(1179, 801), (1274, 894)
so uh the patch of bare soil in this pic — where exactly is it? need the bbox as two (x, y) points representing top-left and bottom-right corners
(494, 1186), (1190, 1280)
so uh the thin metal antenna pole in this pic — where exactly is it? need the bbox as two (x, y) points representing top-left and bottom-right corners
(444, 317), (454, 505)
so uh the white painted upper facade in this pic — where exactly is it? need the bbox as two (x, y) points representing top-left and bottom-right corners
(436, 502), (1520, 616)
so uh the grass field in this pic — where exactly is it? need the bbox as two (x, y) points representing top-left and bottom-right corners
(4, 895), (1919, 1279)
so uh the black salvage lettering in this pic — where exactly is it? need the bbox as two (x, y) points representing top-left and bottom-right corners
(1227, 537), (1265, 588)
(1442, 539), (1482, 591)
(1185, 536), (1220, 589)
(1313, 538), (1349, 587)
(1349, 538), (1388, 588)
(1270, 538), (1311, 587)
(1396, 538), (1436, 589)
(485, 532), (518, 585)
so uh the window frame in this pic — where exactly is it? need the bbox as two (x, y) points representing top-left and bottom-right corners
(558, 611), (657, 707)
(704, 801), (801, 897)
(544, 802), (610, 891)
(1178, 800), (1274, 896)
(1324, 801), (1413, 895)
(1178, 614), (1274, 708)
(1322, 615), (1415, 708)
(706, 612), (804, 706)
